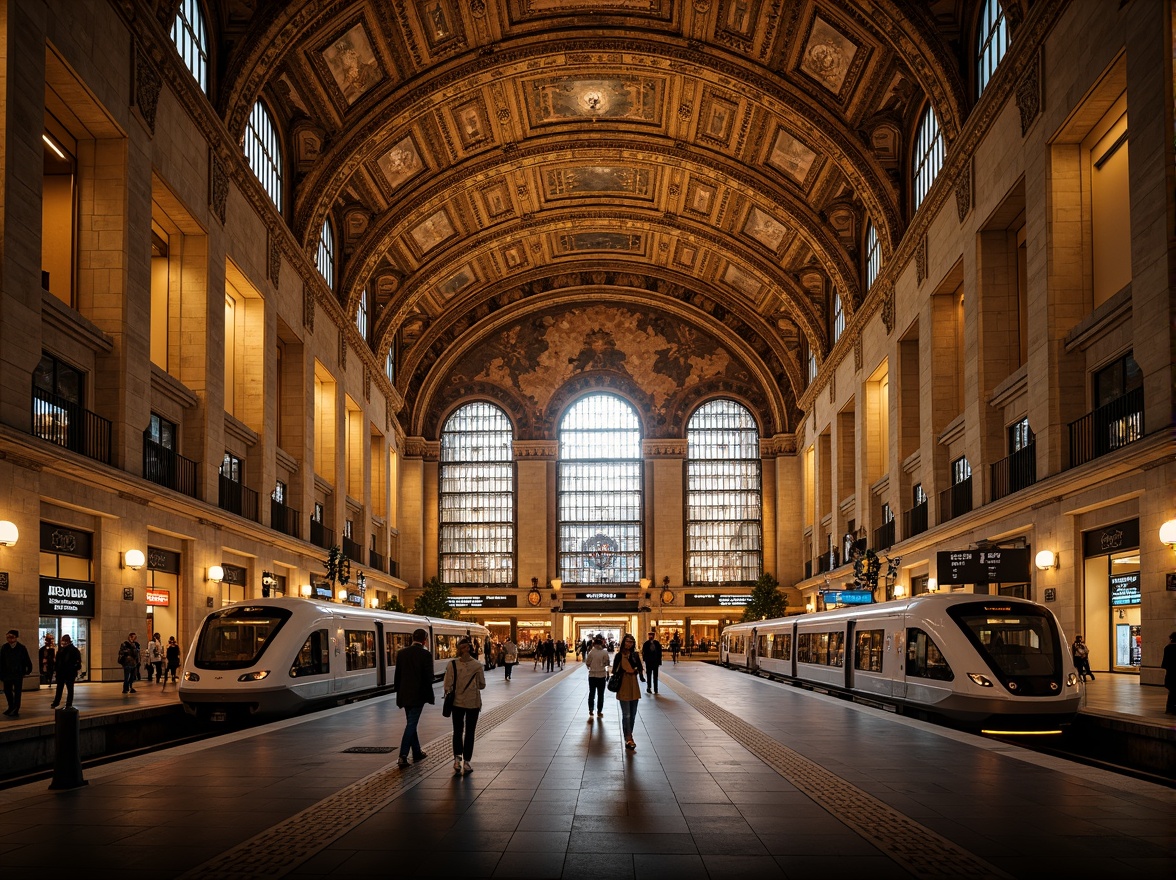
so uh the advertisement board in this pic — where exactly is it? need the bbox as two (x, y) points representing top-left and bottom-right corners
(39, 576), (96, 618)
(937, 549), (1030, 584)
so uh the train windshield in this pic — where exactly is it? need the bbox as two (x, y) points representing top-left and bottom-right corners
(948, 602), (1060, 678)
(194, 605), (293, 670)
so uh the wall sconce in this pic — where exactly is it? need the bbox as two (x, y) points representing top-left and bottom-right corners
(0, 521), (18, 547)
(926, 578), (937, 592)
(550, 578), (562, 591)
(207, 565), (224, 583)
(123, 549), (145, 571)
(336, 587), (348, 602)
(1035, 550), (1058, 571)
(1159, 520), (1176, 551)
(894, 584), (906, 598)
(639, 577), (652, 590)
(300, 584), (312, 597)
(805, 601), (814, 613)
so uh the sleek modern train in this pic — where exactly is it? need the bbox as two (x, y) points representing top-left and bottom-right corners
(178, 597), (489, 720)
(719, 593), (1081, 729)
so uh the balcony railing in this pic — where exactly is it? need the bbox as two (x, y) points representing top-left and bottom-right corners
(804, 560), (812, 580)
(270, 498), (301, 539)
(939, 477), (973, 524)
(873, 519), (896, 552)
(369, 549), (386, 573)
(32, 388), (111, 464)
(343, 535), (364, 564)
(388, 558), (399, 578)
(1068, 387), (1144, 469)
(903, 501), (928, 539)
(991, 442), (1037, 501)
(143, 436), (200, 499)
(310, 519), (334, 550)
(219, 474), (259, 522)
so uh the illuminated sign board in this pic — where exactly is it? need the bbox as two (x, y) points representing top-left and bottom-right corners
(39, 577), (96, 618)
(685, 593), (751, 607)
(574, 592), (624, 600)
(1110, 572), (1141, 607)
(146, 589), (170, 607)
(937, 549), (1030, 585)
(821, 590), (875, 606)
(446, 595), (518, 608)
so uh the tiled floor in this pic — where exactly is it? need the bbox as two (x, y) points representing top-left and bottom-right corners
(0, 663), (1172, 879)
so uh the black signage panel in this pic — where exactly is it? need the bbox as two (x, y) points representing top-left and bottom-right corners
(39, 576), (96, 618)
(147, 547), (180, 573)
(937, 549), (1030, 585)
(1082, 519), (1140, 557)
(446, 594), (519, 609)
(1110, 572), (1141, 606)
(685, 592), (752, 607)
(40, 523), (92, 558)
(573, 592), (625, 600)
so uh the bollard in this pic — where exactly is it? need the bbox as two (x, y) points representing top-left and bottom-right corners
(49, 706), (87, 790)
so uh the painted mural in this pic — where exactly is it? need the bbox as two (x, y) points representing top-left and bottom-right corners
(802, 18), (858, 93)
(544, 166), (653, 199)
(526, 76), (664, 124)
(322, 23), (383, 105)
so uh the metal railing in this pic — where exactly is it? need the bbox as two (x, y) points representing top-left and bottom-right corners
(343, 535), (364, 564)
(310, 519), (334, 550)
(219, 474), (258, 522)
(32, 388), (111, 464)
(270, 498), (301, 539)
(369, 549), (386, 573)
(873, 519), (896, 552)
(991, 442), (1037, 501)
(143, 436), (200, 499)
(1068, 387), (1144, 469)
(388, 558), (399, 578)
(903, 501), (928, 538)
(939, 477), (973, 524)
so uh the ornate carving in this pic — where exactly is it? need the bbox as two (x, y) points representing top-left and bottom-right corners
(1015, 49), (1042, 136)
(339, 328), (347, 370)
(209, 152), (228, 225)
(678, 102), (692, 121)
(954, 159), (972, 222)
(643, 439), (688, 458)
(133, 45), (162, 134)
(512, 440), (558, 460)
(692, 0), (712, 12)
(915, 237), (927, 284)
(267, 234), (281, 285)
(881, 284), (894, 334)
(829, 369), (836, 405)
(303, 287), (315, 332)
(1003, 0), (1024, 34)
(403, 438), (440, 460)
(762, 434), (798, 456)
(471, 0), (486, 16)
(364, 366), (371, 402)
(853, 336), (862, 372)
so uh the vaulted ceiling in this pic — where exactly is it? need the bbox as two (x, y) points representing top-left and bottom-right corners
(188, 0), (991, 439)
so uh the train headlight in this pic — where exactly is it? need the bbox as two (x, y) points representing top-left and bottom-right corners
(967, 673), (994, 687)
(1066, 673), (1078, 687)
(184, 671), (199, 682)
(237, 670), (270, 682)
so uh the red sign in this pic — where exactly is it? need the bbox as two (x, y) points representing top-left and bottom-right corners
(146, 588), (170, 606)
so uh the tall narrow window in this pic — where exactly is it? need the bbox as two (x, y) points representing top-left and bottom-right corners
(439, 402), (514, 585)
(951, 456), (972, 485)
(864, 222), (880, 291)
(42, 124), (76, 306)
(244, 101), (282, 212)
(831, 291), (845, 344)
(1009, 418), (1034, 453)
(356, 288), (369, 341)
(170, 0), (209, 94)
(807, 350), (818, 384)
(912, 105), (944, 211)
(686, 399), (762, 585)
(557, 394), (643, 585)
(385, 346), (396, 384)
(976, 0), (1008, 97)
(317, 219), (334, 289)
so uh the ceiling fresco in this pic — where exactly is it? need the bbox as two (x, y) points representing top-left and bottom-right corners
(153, 0), (1007, 441)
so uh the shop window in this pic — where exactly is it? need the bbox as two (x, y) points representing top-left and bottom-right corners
(42, 123), (76, 305)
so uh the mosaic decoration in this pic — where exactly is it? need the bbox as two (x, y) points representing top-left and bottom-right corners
(322, 23), (383, 105)
(410, 209), (456, 252)
(544, 166), (653, 199)
(556, 231), (643, 255)
(767, 128), (817, 185)
(802, 18), (858, 94)
(377, 136), (424, 191)
(526, 76), (664, 125)
(742, 207), (788, 251)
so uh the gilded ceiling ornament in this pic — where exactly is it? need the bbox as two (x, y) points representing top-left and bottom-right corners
(678, 102), (693, 121)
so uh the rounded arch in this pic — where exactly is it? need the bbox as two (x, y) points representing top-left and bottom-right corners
(243, 98), (284, 213)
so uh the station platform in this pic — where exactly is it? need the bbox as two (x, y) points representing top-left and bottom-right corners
(0, 663), (1172, 879)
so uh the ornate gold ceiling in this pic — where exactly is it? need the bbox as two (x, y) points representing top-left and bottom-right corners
(177, 0), (990, 438)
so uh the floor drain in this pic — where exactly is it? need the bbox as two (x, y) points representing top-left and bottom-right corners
(341, 746), (396, 754)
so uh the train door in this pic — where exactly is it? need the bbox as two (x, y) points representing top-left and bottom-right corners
(375, 622), (387, 688)
(331, 626), (343, 693)
(845, 621), (856, 689)
(748, 627), (758, 670)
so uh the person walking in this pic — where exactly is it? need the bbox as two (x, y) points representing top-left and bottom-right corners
(443, 637), (486, 775)
(39, 633), (56, 685)
(669, 632), (681, 664)
(641, 630), (663, 695)
(543, 636), (555, 672)
(501, 637), (517, 680)
(164, 636), (181, 683)
(612, 633), (645, 750)
(1162, 632), (1176, 716)
(393, 627), (434, 768)
(145, 633), (164, 683)
(1, 630), (33, 717)
(1071, 635), (1094, 681)
(118, 632), (140, 694)
(584, 635), (609, 718)
(50, 634), (81, 709)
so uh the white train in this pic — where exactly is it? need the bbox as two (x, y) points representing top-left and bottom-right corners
(720, 593), (1081, 729)
(178, 597), (489, 720)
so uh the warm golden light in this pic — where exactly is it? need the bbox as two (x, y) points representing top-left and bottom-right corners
(0, 521), (18, 547)
(207, 565), (224, 583)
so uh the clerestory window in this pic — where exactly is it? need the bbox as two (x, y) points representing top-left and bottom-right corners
(976, 0), (1009, 98)
(171, 0), (209, 94)
(912, 105), (944, 212)
(244, 101), (282, 212)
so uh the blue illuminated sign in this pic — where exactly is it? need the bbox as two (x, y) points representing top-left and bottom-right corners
(821, 590), (875, 606)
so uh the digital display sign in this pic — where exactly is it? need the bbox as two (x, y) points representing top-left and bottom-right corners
(1110, 572), (1141, 606)
(446, 594), (518, 608)
(685, 593), (751, 607)
(937, 549), (1030, 585)
(821, 590), (875, 606)
(39, 577), (96, 618)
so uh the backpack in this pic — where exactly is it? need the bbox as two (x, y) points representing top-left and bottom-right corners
(117, 642), (132, 666)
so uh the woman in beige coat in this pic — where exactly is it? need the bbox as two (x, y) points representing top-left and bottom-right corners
(612, 632), (646, 750)
(443, 637), (487, 774)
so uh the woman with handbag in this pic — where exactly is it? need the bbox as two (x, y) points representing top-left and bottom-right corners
(612, 632), (645, 750)
(443, 637), (486, 775)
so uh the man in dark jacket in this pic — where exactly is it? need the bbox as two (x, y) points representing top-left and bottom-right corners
(393, 628), (434, 768)
(51, 634), (82, 709)
(641, 630), (663, 695)
(1, 629), (34, 717)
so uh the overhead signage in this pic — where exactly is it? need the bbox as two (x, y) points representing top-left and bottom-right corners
(1082, 519), (1139, 557)
(39, 576), (96, 618)
(574, 592), (624, 600)
(821, 590), (875, 606)
(447, 595), (518, 608)
(40, 523), (92, 559)
(685, 593), (751, 607)
(314, 584), (333, 600)
(937, 549), (1030, 585)
(146, 588), (170, 607)
(1110, 572), (1141, 606)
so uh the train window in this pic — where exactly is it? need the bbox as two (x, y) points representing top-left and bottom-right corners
(906, 628), (954, 681)
(829, 631), (845, 667)
(949, 604), (1059, 678)
(854, 629), (885, 673)
(433, 633), (456, 659)
(290, 629), (329, 678)
(798, 632), (841, 665)
(386, 631), (413, 665)
(757, 635), (769, 657)
(344, 630), (377, 671)
(194, 606), (291, 669)
(769, 632), (791, 659)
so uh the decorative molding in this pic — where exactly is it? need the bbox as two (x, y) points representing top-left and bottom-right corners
(0, 451), (43, 472)
(132, 43), (162, 134)
(915, 236), (928, 284)
(1015, 49), (1042, 136)
(403, 438), (440, 460)
(643, 439), (687, 458)
(208, 152), (228, 225)
(118, 490), (151, 506)
(954, 157), (972, 222)
(339, 327), (347, 371)
(762, 434), (798, 456)
(880, 284), (894, 334)
(364, 366), (372, 402)
(513, 440), (558, 460)
(267, 234), (282, 285)
(853, 336), (862, 372)
(828, 369), (836, 405)
(303, 287), (316, 332)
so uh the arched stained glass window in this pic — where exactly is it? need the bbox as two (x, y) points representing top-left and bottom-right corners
(686, 400), (762, 585)
(317, 219), (334, 289)
(170, 0), (209, 94)
(864, 222), (880, 291)
(244, 101), (282, 212)
(439, 402), (514, 586)
(557, 394), (643, 585)
(976, 0), (1009, 97)
(912, 105), (944, 212)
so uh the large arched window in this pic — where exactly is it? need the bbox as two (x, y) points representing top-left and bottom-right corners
(244, 101), (282, 212)
(686, 400), (762, 585)
(439, 402), (514, 586)
(557, 394), (643, 585)
(317, 219), (334, 289)
(976, 0), (1009, 98)
(912, 105), (944, 212)
(864, 222), (880, 291)
(170, 0), (209, 94)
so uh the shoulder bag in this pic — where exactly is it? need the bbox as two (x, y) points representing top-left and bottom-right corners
(606, 658), (624, 693)
(442, 660), (477, 716)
